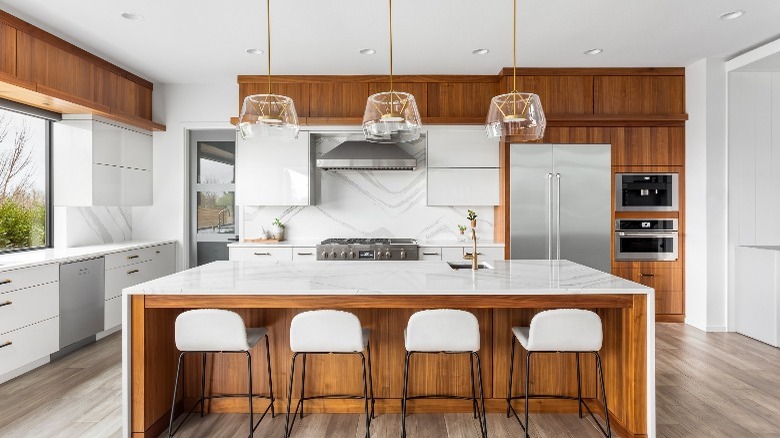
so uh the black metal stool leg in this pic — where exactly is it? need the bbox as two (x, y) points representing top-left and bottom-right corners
(470, 353), (478, 419)
(168, 352), (185, 438)
(265, 334), (275, 417)
(595, 352), (612, 437)
(507, 337), (516, 418)
(360, 353), (370, 438)
(201, 353), (206, 417)
(284, 353), (298, 438)
(299, 353), (307, 420)
(247, 352), (254, 438)
(367, 342), (375, 419)
(576, 352), (583, 419)
(401, 351), (412, 438)
(474, 353), (488, 438)
(524, 351), (532, 438)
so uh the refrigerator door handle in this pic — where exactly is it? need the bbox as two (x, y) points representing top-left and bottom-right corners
(556, 172), (561, 260)
(547, 172), (553, 259)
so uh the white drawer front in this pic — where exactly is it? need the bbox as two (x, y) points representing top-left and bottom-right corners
(229, 247), (293, 262)
(292, 247), (317, 261)
(441, 247), (466, 261)
(0, 318), (59, 376)
(0, 264), (59, 295)
(0, 282), (59, 335)
(104, 296), (122, 330)
(105, 261), (151, 300)
(105, 247), (156, 270)
(148, 243), (176, 277)
(419, 247), (443, 261)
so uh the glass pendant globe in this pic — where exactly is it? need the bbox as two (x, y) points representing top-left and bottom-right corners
(238, 94), (299, 140)
(363, 91), (422, 142)
(486, 92), (546, 140)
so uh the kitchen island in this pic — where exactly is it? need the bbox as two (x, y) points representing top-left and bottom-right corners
(123, 260), (654, 438)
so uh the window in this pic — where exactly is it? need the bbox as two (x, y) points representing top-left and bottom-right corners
(0, 103), (52, 252)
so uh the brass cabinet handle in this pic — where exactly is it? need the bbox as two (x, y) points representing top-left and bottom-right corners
(0, 301), (11, 308)
(127, 269), (140, 275)
(297, 252), (313, 256)
(127, 255), (140, 260)
(464, 252), (484, 256)
(639, 273), (655, 277)
(254, 252), (272, 256)
(422, 252), (440, 256)
(0, 279), (11, 285)
(0, 341), (12, 349)
(155, 250), (161, 254)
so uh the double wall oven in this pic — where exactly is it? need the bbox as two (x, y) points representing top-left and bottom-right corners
(614, 172), (679, 262)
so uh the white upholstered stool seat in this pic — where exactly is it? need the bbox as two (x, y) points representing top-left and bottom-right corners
(401, 310), (487, 438)
(167, 309), (275, 438)
(507, 309), (611, 437)
(285, 310), (374, 438)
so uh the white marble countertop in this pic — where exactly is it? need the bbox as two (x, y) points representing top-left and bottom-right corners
(125, 259), (650, 296)
(0, 240), (177, 272)
(739, 245), (780, 251)
(228, 239), (504, 248)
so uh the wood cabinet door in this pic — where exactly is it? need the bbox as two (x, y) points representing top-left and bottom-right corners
(0, 23), (16, 77)
(613, 266), (683, 315)
(611, 127), (684, 166)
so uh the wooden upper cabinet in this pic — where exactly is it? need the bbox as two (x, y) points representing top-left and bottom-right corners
(611, 127), (684, 166)
(594, 76), (685, 115)
(25, 36), (96, 105)
(0, 23), (16, 77)
(368, 82), (428, 117)
(309, 82), (368, 117)
(427, 82), (498, 118)
(238, 82), (310, 117)
(504, 75), (594, 115)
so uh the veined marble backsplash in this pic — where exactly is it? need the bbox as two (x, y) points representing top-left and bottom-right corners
(241, 134), (494, 241)
(54, 206), (133, 248)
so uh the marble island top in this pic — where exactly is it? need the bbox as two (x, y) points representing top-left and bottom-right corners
(125, 259), (651, 296)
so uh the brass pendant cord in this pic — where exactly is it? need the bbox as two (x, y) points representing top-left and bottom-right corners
(512, 0), (517, 93)
(389, 0), (394, 92)
(267, 0), (272, 95)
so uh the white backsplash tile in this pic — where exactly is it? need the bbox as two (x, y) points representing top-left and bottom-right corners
(241, 134), (494, 241)
(54, 206), (132, 247)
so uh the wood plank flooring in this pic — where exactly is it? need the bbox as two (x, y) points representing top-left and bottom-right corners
(1, 324), (779, 437)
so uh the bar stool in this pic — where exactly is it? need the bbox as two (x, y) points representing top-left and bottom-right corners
(507, 309), (611, 438)
(402, 309), (487, 438)
(167, 309), (275, 437)
(285, 310), (374, 438)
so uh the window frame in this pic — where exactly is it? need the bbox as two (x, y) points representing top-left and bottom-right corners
(0, 98), (60, 254)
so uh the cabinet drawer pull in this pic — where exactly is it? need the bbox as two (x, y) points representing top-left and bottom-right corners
(297, 252), (313, 256)
(127, 269), (140, 275)
(254, 252), (272, 256)
(0, 279), (11, 285)
(423, 252), (440, 256)
(155, 250), (161, 254)
(639, 273), (655, 277)
(127, 255), (140, 260)
(0, 301), (11, 308)
(0, 341), (11, 349)
(464, 252), (484, 256)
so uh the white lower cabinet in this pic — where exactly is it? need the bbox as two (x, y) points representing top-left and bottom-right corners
(292, 247), (317, 261)
(104, 296), (122, 330)
(0, 282), (59, 335)
(0, 317), (60, 376)
(419, 247), (443, 261)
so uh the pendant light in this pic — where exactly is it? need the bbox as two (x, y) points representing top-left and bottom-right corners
(485, 0), (546, 140)
(238, 0), (299, 140)
(362, 0), (422, 143)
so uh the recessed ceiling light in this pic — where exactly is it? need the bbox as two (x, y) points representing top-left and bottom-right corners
(472, 48), (490, 55)
(584, 48), (603, 55)
(246, 48), (264, 55)
(360, 48), (376, 55)
(719, 10), (745, 20)
(121, 12), (144, 21)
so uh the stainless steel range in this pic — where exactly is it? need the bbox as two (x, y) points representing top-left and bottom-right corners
(316, 238), (419, 261)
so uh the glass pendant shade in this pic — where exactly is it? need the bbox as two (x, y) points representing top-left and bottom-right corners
(363, 91), (422, 142)
(486, 92), (546, 140)
(238, 93), (299, 140)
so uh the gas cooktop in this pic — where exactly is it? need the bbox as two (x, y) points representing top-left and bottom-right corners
(316, 238), (419, 260)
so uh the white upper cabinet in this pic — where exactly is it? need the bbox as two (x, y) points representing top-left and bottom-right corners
(426, 128), (500, 206)
(54, 115), (152, 206)
(235, 132), (313, 206)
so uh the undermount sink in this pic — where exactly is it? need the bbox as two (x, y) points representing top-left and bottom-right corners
(447, 261), (494, 270)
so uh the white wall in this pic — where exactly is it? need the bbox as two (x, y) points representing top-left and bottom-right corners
(685, 58), (728, 332)
(131, 82), (237, 269)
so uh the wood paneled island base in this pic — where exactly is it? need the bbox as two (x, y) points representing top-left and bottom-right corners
(129, 293), (649, 438)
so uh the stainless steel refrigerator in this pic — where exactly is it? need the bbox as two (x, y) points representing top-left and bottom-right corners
(510, 143), (611, 272)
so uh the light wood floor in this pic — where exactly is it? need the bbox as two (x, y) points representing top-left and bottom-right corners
(1, 324), (779, 437)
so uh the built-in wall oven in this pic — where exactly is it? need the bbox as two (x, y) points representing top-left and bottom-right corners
(615, 219), (678, 261)
(616, 173), (679, 211)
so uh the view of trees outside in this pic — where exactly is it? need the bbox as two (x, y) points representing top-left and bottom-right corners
(0, 108), (47, 251)
(196, 144), (235, 233)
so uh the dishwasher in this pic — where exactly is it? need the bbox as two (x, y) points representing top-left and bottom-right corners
(59, 257), (105, 349)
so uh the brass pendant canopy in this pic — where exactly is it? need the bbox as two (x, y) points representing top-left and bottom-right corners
(238, 0), (299, 140)
(485, 0), (546, 140)
(362, 0), (422, 143)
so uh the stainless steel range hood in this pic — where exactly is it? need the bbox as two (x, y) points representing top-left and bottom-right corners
(316, 140), (417, 171)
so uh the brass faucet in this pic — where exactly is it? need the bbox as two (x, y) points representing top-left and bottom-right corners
(463, 226), (478, 270)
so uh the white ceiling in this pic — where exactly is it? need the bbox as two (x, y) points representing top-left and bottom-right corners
(1, 0), (780, 84)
